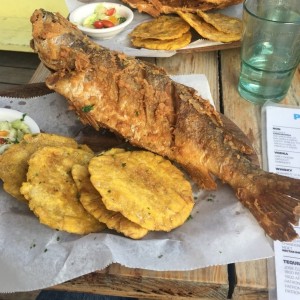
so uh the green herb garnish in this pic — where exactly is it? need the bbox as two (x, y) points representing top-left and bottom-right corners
(82, 105), (94, 112)
(187, 215), (193, 221)
(21, 113), (27, 121)
(118, 17), (126, 24)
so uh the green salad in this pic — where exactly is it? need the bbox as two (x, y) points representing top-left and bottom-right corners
(0, 114), (31, 154)
(82, 4), (127, 29)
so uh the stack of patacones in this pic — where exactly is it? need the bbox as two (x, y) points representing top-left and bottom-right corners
(123, 0), (243, 50)
(0, 133), (194, 239)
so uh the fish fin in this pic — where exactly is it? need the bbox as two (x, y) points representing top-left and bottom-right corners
(184, 164), (217, 190)
(237, 174), (300, 241)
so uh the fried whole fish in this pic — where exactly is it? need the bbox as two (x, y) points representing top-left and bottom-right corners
(120, 0), (244, 17)
(30, 9), (300, 241)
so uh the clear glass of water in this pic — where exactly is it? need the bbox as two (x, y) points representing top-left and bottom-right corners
(238, 0), (300, 105)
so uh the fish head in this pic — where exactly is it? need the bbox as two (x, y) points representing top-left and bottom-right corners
(30, 9), (93, 71)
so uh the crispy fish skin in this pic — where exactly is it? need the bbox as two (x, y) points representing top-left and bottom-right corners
(120, 0), (244, 17)
(30, 10), (300, 241)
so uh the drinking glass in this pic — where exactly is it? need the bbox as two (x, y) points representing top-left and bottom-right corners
(238, 0), (300, 105)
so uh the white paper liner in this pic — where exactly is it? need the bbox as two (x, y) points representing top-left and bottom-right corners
(0, 74), (273, 292)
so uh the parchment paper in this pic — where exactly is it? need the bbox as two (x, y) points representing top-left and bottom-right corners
(65, 0), (243, 57)
(0, 74), (273, 293)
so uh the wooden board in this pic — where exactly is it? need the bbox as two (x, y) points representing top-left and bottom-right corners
(178, 41), (241, 53)
(0, 81), (232, 299)
(0, 80), (251, 299)
(51, 263), (230, 299)
(0, 51), (40, 90)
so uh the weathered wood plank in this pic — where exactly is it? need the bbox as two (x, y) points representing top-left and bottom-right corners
(220, 48), (300, 300)
(51, 264), (229, 300)
(0, 291), (40, 300)
(0, 50), (39, 68)
(0, 65), (36, 85)
(220, 47), (269, 300)
(220, 49), (299, 163)
(0, 82), (20, 90)
(0, 51), (39, 90)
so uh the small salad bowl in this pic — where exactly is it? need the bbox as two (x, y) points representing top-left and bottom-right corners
(0, 108), (40, 153)
(69, 2), (134, 40)
(0, 108), (40, 133)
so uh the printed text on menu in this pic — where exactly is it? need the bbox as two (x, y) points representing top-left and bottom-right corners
(265, 105), (300, 300)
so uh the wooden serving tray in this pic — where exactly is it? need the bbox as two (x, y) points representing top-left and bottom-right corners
(0, 82), (262, 299)
(177, 40), (241, 53)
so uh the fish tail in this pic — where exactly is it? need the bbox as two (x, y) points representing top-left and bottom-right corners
(236, 173), (300, 241)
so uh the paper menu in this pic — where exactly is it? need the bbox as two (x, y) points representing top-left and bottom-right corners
(264, 105), (300, 179)
(262, 104), (300, 299)
(274, 230), (300, 300)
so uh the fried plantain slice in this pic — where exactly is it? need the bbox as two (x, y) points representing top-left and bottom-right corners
(129, 15), (190, 40)
(0, 133), (92, 202)
(131, 31), (192, 50)
(177, 11), (241, 42)
(89, 148), (194, 231)
(197, 10), (242, 35)
(72, 164), (148, 239)
(20, 146), (105, 234)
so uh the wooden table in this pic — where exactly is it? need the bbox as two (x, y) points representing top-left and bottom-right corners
(2, 48), (300, 300)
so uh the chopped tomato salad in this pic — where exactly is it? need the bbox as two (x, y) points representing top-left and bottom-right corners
(0, 115), (31, 154)
(82, 4), (127, 29)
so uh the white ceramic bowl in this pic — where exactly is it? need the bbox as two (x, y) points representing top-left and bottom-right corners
(0, 108), (40, 134)
(69, 2), (134, 40)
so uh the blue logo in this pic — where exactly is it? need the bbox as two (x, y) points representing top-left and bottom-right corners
(294, 114), (300, 120)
